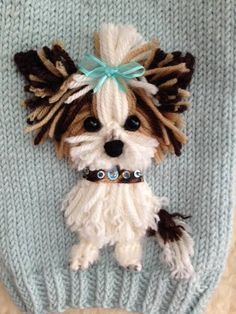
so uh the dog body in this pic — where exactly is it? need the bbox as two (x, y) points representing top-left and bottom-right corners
(63, 178), (161, 270)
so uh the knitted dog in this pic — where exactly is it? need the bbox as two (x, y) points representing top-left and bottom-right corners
(14, 24), (195, 279)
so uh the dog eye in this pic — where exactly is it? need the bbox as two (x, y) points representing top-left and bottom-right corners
(124, 115), (141, 131)
(83, 117), (101, 132)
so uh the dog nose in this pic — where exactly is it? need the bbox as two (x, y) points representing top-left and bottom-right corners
(104, 140), (124, 157)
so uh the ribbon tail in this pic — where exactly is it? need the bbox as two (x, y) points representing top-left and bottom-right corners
(117, 62), (145, 78)
(93, 76), (108, 93)
(113, 77), (127, 93)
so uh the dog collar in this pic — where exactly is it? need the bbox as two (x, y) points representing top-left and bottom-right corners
(83, 167), (143, 183)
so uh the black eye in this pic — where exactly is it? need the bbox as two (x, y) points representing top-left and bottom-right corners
(83, 117), (101, 132)
(124, 115), (141, 131)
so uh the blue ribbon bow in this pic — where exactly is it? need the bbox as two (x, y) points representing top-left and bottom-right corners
(78, 53), (145, 93)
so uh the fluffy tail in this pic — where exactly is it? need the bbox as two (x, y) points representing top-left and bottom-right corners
(148, 209), (194, 279)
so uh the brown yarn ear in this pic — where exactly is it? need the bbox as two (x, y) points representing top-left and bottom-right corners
(14, 44), (92, 155)
(144, 49), (195, 113)
(131, 46), (195, 162)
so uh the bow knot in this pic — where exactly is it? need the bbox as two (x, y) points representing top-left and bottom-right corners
(104, 66), (118, 77)
(78, 53), (145, 93)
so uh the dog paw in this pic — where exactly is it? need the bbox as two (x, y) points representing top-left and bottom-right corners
(126, 263), (142, 272)
(68, 258), (90, 271)
(69, 242), (99, 271)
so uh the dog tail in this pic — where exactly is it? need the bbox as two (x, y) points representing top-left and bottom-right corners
(147, 209), (194, 279)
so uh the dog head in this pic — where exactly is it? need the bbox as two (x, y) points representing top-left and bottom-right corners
(15, 24), (194, 172)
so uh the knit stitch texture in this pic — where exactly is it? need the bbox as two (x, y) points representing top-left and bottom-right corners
(0, 0), (236, 313)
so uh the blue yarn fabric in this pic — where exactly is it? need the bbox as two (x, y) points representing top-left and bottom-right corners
(0, 0), (236, 313)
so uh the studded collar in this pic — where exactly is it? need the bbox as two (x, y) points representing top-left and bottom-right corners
(83, 166), (143, 183)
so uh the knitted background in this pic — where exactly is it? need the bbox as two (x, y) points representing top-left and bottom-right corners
(0, 0), (235, 313)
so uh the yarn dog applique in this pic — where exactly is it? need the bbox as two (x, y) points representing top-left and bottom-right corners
(14, 24), (195, 279)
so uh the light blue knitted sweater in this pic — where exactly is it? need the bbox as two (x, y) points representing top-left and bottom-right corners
(0, 0), (235, 313)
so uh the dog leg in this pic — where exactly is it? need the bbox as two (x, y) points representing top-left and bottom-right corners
(114, 240), (142, 271)
(69, 240), (100, 271)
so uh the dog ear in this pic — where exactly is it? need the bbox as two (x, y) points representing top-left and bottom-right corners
(135, 48), (195, 163)
(14, 44), (92, 156)
(145, 49), (195, 113)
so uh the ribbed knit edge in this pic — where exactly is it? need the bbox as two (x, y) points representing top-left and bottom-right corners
(0, 265), (27, 312)
(0, 264), (225, 314)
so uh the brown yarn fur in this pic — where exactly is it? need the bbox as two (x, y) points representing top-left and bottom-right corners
(57, 105), (94, 160)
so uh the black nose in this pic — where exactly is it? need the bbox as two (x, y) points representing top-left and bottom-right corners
(104, 140), (124, 157)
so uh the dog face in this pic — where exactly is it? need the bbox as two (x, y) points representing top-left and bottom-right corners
(67, 81), (158, 171)
(14, 24), (194, 171)
(68, 115), (158, 172)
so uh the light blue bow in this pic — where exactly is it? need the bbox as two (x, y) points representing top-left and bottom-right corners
(78, 53), (145, 93)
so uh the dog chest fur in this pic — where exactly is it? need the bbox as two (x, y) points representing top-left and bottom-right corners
(63, 179), (160, 247)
